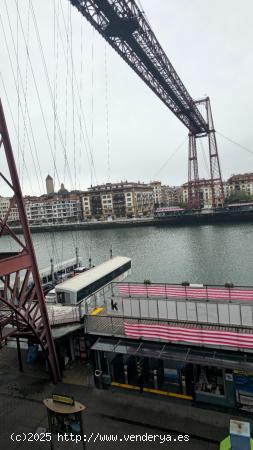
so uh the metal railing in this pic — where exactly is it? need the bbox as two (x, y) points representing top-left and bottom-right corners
(47, 306), (81, 325)
(111, 281), (253, 302)
(84, 313), (253, 338)
(103, 293), (253, 328)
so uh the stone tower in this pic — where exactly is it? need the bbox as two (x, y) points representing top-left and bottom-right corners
(46, 174), (54, 194)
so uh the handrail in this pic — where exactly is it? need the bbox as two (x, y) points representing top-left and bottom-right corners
(85, 313), (253, 333)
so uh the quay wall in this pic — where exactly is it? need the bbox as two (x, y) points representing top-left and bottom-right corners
(9, 211), (253, 234)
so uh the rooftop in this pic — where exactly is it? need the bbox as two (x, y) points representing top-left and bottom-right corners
(55, 256), (131, 293)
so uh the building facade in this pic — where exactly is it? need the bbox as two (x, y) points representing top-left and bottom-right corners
(160, 185), (182, 207)
(224, 173), (253, 199)
(150, 181), (162, 207)
(0, 197), (19, 222)
(25, 193), (81, 224)
(0, 177), (82, 225)
(2, 173), (252, 225)
(82, 182), (154, 220)
(182, 180), (224, 208)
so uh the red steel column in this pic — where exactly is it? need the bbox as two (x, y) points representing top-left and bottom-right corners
(0, 99), (60, 383)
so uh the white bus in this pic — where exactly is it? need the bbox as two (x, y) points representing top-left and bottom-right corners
(55, 256), (131, 314)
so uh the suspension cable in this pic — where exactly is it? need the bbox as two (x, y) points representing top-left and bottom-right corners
(58, 2), (97, 185)
(28, 1), (74, 189)
(217, 131), (253, 156)
(104, 43), (111, 183)
(152, 138), (187, 179)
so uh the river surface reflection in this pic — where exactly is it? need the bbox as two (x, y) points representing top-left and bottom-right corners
(1, 222), (253, 286)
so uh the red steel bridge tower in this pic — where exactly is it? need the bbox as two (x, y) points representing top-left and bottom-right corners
(69, 0), (224, 209)
(0, 100), (60, 383)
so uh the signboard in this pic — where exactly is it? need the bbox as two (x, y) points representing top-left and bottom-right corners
(52, 393), (74, 406)
(225, 373), (233, 382)
(234, 374), (253, 393)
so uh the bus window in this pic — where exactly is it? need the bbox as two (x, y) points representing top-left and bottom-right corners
(57, 292), (65, 304)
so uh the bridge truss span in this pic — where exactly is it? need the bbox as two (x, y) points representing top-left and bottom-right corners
(69, 0), (208, 135)
(69, 0), (224, 208)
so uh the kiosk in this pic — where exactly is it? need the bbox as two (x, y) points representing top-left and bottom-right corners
(44, 394), (86, 449)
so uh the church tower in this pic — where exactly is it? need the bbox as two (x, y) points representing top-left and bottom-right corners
(46, 174), (54, 194)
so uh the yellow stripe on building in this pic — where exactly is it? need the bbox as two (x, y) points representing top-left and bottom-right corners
(111, 381), (193, 400)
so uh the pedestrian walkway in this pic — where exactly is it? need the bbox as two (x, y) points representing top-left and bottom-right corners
(62, 360), (93, 386)
(1, 348), (253, 449)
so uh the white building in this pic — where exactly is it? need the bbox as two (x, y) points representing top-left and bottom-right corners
(0, 194), (81, 225)
(0, 197), (19, 222)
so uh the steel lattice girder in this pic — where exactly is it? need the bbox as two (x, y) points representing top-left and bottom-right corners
(187, 97), (224, 209)
(69, 1), (224, 207)
(0, 99), (60, 383)
(69, 0), (208, 134)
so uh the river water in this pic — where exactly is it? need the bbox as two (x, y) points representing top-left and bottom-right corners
(1, 222), (253, 286)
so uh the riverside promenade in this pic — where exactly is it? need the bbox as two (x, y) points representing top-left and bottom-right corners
(9, 210), (253, 235)
(1, 347), (252, 449)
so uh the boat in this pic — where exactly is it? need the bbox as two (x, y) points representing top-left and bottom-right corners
(40, 257), (82, 285)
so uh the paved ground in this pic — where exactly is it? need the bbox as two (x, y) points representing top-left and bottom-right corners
(0, 347), (252, 450)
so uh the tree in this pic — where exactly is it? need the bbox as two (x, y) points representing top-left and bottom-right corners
(225, 191), (253, 204)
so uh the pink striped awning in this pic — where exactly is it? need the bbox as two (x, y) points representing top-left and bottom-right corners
(118, 283), (253, 302)
(124, 322), (253, 349)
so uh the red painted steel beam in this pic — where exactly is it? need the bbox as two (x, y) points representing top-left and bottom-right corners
(0, 253), (32, 277)
(0, 99), (60, 383)
(69, 0), (208, 135)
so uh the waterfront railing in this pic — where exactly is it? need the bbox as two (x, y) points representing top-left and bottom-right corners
(84, 313), (253, 352)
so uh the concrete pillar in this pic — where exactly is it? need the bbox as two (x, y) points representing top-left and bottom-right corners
(124, 364), (128, 384)
(69, 336), (75, 361)
(153, 369), (158, 389)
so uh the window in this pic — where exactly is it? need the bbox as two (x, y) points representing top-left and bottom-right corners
(195, 366), (224, 396)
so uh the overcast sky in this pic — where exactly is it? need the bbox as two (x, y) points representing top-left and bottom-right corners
(0, 0), (253, 196)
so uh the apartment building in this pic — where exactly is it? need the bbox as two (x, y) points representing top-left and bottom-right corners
(224, 173), (253, 198)
(0, 197), (19, 222)
(0, 178), (82, 224)
(25, 193), (81, 224)
(160, 185), (182, 207)
(180, 173), (253, 207)
(181, 180), (222, 208)
(82, 182), (154, 220)
(150, 181), (162, 206)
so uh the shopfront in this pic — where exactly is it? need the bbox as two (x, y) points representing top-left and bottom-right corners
(110, 354), (191, 394)
(234, 370), (253, 412)
(194, 365), (235, 407)
(90, 337), (253, 409)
